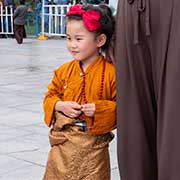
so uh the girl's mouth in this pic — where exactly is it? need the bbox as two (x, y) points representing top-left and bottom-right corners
(71, 51), (79, 54)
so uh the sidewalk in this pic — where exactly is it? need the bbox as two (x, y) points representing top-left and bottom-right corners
(0, 38), (120, 180)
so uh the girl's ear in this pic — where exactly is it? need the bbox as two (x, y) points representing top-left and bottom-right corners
(97, 34), (107, 48)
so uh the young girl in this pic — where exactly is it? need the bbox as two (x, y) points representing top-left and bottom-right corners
(43, 4), (116, 180)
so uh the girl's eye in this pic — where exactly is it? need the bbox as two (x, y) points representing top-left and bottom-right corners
(77, 38), (83, 41)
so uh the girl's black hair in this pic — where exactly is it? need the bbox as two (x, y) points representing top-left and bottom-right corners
(66, 4), (115, 51)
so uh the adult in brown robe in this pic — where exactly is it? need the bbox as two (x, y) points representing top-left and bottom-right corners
(115, 0), (180, 180)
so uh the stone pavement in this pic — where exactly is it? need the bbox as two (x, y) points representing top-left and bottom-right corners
(0, 38), (120, 180)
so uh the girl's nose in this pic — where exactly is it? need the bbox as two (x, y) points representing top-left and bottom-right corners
(70, 40), (77, 48)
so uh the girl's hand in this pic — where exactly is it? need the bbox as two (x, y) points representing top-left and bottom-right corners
(55, 101), (82, 118)
(81, 103), (95, 117)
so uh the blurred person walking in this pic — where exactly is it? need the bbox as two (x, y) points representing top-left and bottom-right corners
(13, 0), (27, 44)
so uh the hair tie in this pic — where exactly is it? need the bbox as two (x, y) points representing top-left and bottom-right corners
(66, 4), (102, 32)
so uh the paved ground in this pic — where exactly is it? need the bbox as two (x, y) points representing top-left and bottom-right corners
(0, 38), (120, 180)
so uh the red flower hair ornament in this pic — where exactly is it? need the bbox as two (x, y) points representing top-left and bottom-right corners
(66, 4), (102, 32)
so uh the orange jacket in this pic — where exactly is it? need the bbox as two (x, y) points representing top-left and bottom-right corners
(43, 56), (116, 135)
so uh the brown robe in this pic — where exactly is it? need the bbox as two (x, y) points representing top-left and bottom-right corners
(115, 0), (180, 180)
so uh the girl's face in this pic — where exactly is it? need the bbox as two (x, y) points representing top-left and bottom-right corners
(66, 20), (100, 64)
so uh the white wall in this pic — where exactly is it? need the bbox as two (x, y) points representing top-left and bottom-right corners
(109, 0), (118, 7)
(109, 0), (118, 14)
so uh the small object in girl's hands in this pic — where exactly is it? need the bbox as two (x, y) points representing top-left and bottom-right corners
(74, 120), (87, 132)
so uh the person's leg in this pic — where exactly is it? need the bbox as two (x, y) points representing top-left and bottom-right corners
(19, 25), (24, 43)
(14, 24), (18, 43)
(23, 25), (26, 38)
(44, 7), (49, 31)
(2, 16), (7, 38)
(14, 24), (23, 44)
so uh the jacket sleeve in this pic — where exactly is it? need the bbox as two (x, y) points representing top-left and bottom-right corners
(43, 69), (64, 127)
(88, 100), (116, 135)
(89, 72), (117, 135)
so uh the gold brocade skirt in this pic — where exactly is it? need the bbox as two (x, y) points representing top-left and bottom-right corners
(43, 112), (114, 180)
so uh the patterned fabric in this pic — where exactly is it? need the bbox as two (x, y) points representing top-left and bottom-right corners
(43, 112), (114, 180)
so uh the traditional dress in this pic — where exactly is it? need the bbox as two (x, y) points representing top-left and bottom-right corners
(116, 0), (180, 180)
(43, 56), (116, 180)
